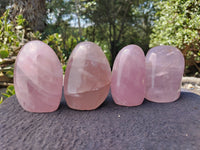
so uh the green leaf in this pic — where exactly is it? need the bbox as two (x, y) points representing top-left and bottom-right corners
(62, 65), (66, 73)
(2, 93), (9, 97)
(0, 50), (9, 58)
(2, 85), (15, 98)
(0, 97), (3, 104)
(6, 70), (14, 78)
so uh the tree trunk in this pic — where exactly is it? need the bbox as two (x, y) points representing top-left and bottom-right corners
(10, 0), (46, 32)
(92, 25), (96, 42)
(110, 41), (118, 68)
(75, 0), (82, 39)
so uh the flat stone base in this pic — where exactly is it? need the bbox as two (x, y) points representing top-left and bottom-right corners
(0, 92), (200, 150)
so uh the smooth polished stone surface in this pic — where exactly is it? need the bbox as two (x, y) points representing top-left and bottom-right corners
(14, 40), (63, 112)
(111, 45), (145, 106)
(64, 41), (111, 110)
(145, 45), (185, 103)
(0, 91), (200, 149)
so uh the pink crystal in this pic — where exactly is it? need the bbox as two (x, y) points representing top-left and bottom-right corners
(145, 45), (185, 103)
(111, 45), (145, 106)
(64, 41), (111, 110)
(14, 40), (63, 112)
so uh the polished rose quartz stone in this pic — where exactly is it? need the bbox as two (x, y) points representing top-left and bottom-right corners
(14, 40), (63, 112)
(111, 45), (145, 106)
(145, 45), (185, 103)
(64, 41), (111, 110)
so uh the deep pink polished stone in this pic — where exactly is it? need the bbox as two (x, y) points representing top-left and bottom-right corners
(111, 45), (145, 106)
(145, 45), (185, 103)
(64, 42), (111, 110)
(14, 40), (63, 112)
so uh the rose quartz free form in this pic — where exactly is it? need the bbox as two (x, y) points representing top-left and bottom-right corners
(14, 40), (63, 112)
(111, 45), (145, 106)
(145, 45), (185, 103)
(64, 41), (111, 110)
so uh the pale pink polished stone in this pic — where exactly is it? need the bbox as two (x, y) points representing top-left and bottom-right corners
(64, 41), (111, 110)
(111, 45), (145, 106)
(145, 45), (185, 103)
(14, 40), (63, 112)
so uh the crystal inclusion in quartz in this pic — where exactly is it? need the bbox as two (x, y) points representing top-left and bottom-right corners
(64, 41), (111, 110)
(145, 45), (185, 103)
(14, 40), (63, 112)
(111, 45), (145, 106)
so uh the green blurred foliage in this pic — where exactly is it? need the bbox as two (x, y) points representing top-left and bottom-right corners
(0, 97), (3, 104)
(150, 0), (200, 75)
(0, 9), (28, 84)
(62, 64), (66, 73)
(43, 33), (67, 64)
(0, 85), (15, 104)
(81, 0), (157, 65)
(0, 10), (28, 103)
(94, 41), (112, 64)
(44, 0), (157, 66)
(82, 0), (143, 64)
(0, 10), (27, 57)
(2, 85), (15, 98)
